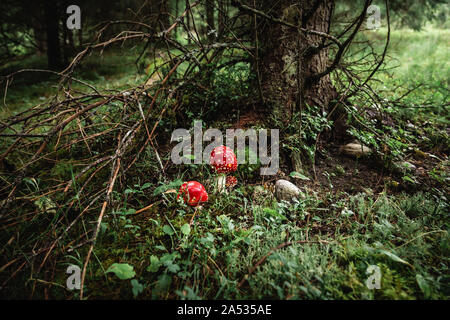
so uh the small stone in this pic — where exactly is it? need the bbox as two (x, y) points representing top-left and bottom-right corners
(341, 142), (372, 157)
(275, 179), (301, 202)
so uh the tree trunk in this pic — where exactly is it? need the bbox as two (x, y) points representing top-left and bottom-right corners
(218, 0), (226, 38)
(258, 0), (337, 115)
(31, 5), (47, 56)
(78, 29), (83, 49)
(186, 0), (191, 44)
(175, 0), (180, 37)
(34, 25), (47, 55)
(206, 0), (215, 42)
(160, 0), (170, 30)
(44, 0), (61, 69)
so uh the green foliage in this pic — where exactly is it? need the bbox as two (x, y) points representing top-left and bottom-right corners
(336, 0), (448, 31)
(106, 263), (136, 280)
(178, 61), (252, 123)
(70, 186), (448, 300)
(131, 279), (144, 298)
(236, 146), (261, 178)
(289, 171), (311, 181)
(1, 22), (448, 300)
(339, 27), (449, 173)
(275, 105), (332, 165)
(153, 179), (183, 196)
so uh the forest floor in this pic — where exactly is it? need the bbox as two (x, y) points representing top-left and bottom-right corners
(0, 27), (448, 299)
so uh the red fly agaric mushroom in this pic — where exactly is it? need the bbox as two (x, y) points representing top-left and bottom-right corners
(177, 181), (208, 207)
(225, 176), (238, 189)
(210, 145), (237, 193)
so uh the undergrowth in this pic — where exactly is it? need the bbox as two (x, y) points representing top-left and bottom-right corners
(0, 27), (448, 300)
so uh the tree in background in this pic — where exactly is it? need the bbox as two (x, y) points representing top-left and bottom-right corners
(248, 0), (341, 112)
(206, 0), (216, 42)
(44, 0), (62, 69)
(0, 0), (173, 69)
(236, 0), (447, 113)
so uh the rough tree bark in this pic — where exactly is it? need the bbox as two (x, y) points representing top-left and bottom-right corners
(147, 0), (170, 32)
(218, 0), (226, 38)
(257, 0), (338, 114)
(160, 0), (170, 30)
(30, 2), (47, 55)
(186, 0), (191, 44)
(175, 0), (180, 37)
(206, 0), (215, 42)
(44, 0), (62, 69)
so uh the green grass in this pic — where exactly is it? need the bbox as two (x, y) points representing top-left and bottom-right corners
(365, 26), (449, 123)
(336, 26), (449, 168)
(378, 28), (450, 114)
(0, 47), (149, 119)
(27, 187), (448, 299)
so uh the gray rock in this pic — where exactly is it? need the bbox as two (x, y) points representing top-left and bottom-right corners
(341, 142), (372, 157)
(275, 179), (301, 202)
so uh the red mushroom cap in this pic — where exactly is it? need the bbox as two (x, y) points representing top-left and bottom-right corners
(177, 181), (208, 207)
(225, 176), (238, 188)
(210, 146), (237, 174)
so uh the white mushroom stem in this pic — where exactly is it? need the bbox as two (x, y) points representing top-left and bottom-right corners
(189, 206), (201, 226)
(215, 174), (227, 194)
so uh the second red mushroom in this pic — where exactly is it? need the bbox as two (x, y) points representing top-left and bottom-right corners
(209, 145), (237, 193)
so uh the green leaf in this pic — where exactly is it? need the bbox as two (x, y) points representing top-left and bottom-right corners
(218, 215), (236, 230)
(263, 208), (287, 221)
(181, 223), (191, 236)
(114, 208), (135, 216)
(154, 245), (167, 251)
(155, 274), (172, 291)
(99, 222), (108, 235)
(141, 182), (152, 190)
(147, 255), (161, 273)
(106, 263), (136, 280)
(162, 225), (175, 236)
(160, 252), (180, 264)
(153, 185), (167, 196)
(289, 171), (310, 181)
(166, 262), (180, 273)
(416, 274), (432, 298)
(402, 175), (416, 184)
(153, 179), (183, 196)
(131, 279), (144, 298)
(380, 250), (413, 268)
(341, 208), (355, 217)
